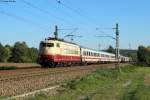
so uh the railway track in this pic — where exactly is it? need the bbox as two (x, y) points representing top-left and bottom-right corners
(0, 63), (116, 82)
(0, 63), (129, 97)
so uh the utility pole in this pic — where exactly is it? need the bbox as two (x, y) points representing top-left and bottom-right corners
(54, 25), (58, 39)
(114, 23), (121, 72)
(96, 24), (120, 72)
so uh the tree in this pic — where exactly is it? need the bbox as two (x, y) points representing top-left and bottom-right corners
(0, 43), (10, 62)
(28, 47), (38, 62)
(137, 45), (150, 66)
(5, 44), (12, 62)
(137, 45), (147, 62)
(9, 42), (30, 62)
(0, 42), (38, 63)
(106, 45), (115, 53)
(145, 46), (150, 66)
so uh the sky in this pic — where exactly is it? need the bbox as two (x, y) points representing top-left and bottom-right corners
(0, 0), (150, 50)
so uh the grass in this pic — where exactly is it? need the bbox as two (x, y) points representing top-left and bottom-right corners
(0, 97), (6, 99)
(19, 65), (150, 100)
(0, 66), (17, 70)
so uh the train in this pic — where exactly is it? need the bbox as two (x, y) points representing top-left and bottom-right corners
(38, 36), (129, 68)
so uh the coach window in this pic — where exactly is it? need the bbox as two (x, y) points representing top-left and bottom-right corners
(86, 51), (88, 56)
(96, 53), (98, 57)
(56, 43), (60, 47)
(84, 51), (86, 56)
(99, 53), (101, 57)
(83, 51), (85, 55)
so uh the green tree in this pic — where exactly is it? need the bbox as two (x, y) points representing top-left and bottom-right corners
(145, 46), (150, 66)
(137, 45), (150, 66)
(9, 42), (30, 62)
(137, 45), (147, 62)
(0, 43), (10, 62)
(5, 44), (12, 62)
(106, 45), (115, 53)
(28, 47), (38, 62)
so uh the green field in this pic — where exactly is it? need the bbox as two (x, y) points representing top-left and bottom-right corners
(25, 65), (150, 100)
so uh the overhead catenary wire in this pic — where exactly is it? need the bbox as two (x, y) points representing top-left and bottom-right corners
(21, 0), (74, 25)
(96, 27), (114, 36)
(55, 0), (102, 27)
(55, 0), (85, 18)
(63, 27), (81, 42)
(0, 9), (47, 30)
(46, 0), (75, 22)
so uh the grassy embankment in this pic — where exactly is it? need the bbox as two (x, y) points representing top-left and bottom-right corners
(17, 65), (150, 100)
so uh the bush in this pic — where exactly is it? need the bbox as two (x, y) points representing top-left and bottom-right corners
(137, 45), (150, 66)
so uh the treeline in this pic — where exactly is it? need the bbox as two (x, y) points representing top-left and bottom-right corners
(0, 42), (38, 63)
(137, 45), (150, 66)
(105, 45), (137, 61)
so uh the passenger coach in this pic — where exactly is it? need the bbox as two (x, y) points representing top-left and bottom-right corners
(81, 47), (116, 64)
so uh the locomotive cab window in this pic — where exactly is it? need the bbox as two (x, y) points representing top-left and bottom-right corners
(41, 43), (54, 47)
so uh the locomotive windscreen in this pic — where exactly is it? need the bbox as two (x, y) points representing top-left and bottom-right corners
(40, 42), (54, 47)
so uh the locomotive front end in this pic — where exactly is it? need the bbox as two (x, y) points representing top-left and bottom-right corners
(38, 39), (59, 67)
